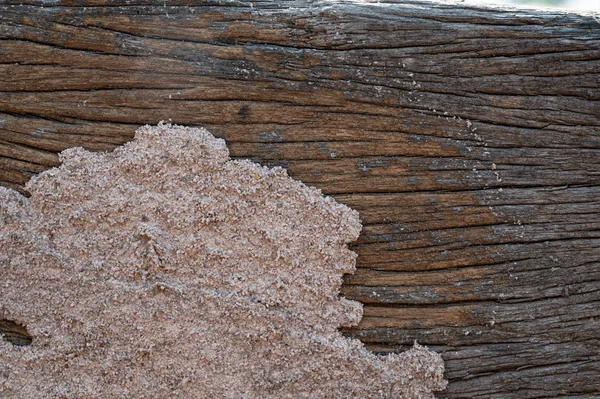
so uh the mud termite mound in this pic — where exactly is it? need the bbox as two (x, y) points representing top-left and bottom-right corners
(0, 123), (445, 398)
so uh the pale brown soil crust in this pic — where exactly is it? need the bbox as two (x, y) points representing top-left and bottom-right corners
(0, 123), (445, 398)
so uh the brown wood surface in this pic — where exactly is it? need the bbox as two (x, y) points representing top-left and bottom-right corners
(0, 319), (32, 347)
(1, 0), (599, 397)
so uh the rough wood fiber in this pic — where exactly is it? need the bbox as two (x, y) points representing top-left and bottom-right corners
(0, 1), (599, 398)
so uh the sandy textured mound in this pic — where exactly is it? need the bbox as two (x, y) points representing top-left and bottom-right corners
(0, 122), (445, 398)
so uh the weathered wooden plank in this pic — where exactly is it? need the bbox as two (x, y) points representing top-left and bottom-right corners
(1, 1), (599, 397)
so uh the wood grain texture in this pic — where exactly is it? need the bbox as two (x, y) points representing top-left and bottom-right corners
(1, 1), (599, 397)
(0, 320), (32, 347)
